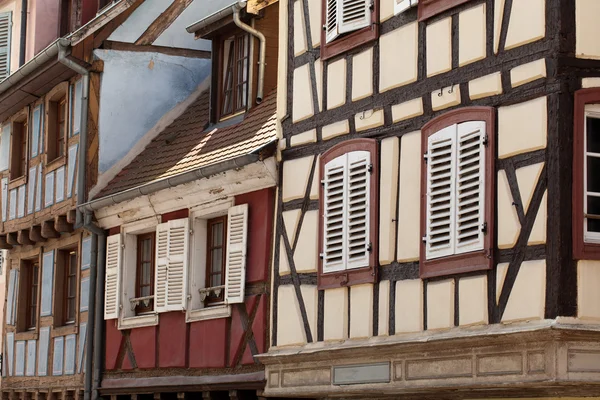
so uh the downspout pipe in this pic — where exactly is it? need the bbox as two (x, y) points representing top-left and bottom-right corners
(57, 38), (90, 228)
(232, 1), (266, 104)
(19, 0), (27, 66)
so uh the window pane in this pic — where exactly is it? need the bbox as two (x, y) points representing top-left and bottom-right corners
(587, 156), (600, 192)
(211, 272), (222, 288)
(588, 116), (600, 153)
(212, 222), (223, 246)
(141, 285), (151, 297)
(211, 248), (223, 273)
(142, 238), (152, 262)
(142, 262), (151, 285)
(588, 196), (600, 232)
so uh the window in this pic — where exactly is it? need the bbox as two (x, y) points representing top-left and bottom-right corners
(418, 0), (470, 21)
(219, 33), (250, 120)
(54, 249), (78, 326)
(420, 107), (495, 278)
(10, 116), (27, 181)
(18, 260), (39, 331)
(318, 139), (378, 289)
(46, 87), (68, 162)
(573, 89), (600, 259)
(0, 12), (12, 82)
(205, 216), (227, 304)
(321, 0), (378, 60)
(135, 232), (155, 314)
(395, 0), (418, 15)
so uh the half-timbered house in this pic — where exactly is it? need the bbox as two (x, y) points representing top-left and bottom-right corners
(80, 0), (280, 398)
(261, 0), (600, 398)
(0, 1), (213, 399)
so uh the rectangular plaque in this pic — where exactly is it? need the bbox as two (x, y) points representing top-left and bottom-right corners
(333, 362), (390, 385)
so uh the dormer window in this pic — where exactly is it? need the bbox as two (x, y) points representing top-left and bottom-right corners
(219, 32), (250, 120)
(46, 83), (69, 163)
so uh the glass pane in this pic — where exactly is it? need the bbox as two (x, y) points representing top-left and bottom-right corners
(141, 285), (151, 297)
(212, 222), (223, 246)
(211, 248), (222, 274)
(588, 156), (600, 192)
(142, 262), (151, 285)
(588, 196), (600, 232)
(69, 253), (77, 274)
(211, 272), (222, 288)
(142, 238), (151, 262)
(588, 116), (600, 153)
(68, 276), (76, 297)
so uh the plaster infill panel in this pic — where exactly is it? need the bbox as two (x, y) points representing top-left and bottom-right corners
(426, 17), (452, 77)
(427, 280), (454, 330)
(458, 276), (488, 326)
(576, 0), (600, 59)
(379, 137), (399, 265)
(392, 98), (423, 123)
(498, 96), (547, 159)
(293, 210), (319, 273)
(322, 120), (350, 141)
(380, 22), (418, 92)
(504, 0), (545, 50)
(458, 3), (486, 67)
(493, 0), (505, 54)
(355, 109), (384, 131)
(324, 287), (348, 341)
(395, 279), (423, 333)
(307, 0), (321, 47)
(497, 170), (520, 249)
(327, 59), (346, 109)
(516, 162), (545, 213)
(469, 72), (502, 100)
(293, 64), (315, 122)
(277, 285), (308, 346)
(501, 260), (546, 323)
(352, 48), (374, 101)
(511, 59), (547, 88)
(279, 239), (290, 275)
(108, 0), (171, 43)
(578, 260), (600, 320)
(397, 131), (421, 262)
(529, 191), (547, 246)
(282, 156), (314, 202)
(350, 284), (373, 339)
(378, 280), (391, 336)
(293, 0), (308, 56)
(431, 85), (461, 111)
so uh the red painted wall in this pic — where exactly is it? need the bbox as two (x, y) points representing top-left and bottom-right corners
(104, 188), (274, 372)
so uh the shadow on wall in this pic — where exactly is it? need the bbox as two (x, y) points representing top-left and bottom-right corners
(95, 49), (212, 173)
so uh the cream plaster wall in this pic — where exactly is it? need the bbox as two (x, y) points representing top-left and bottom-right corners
(310, 157), (320, 200)
(355, 109), (384, 131)
(578, 260), (600, 320)
(277, 0), (289, 123)
(293, 210), (318, 272)
(397, 131), (421, 262)
(277, 285), (307, 346)
(576, 0), (600, 59)
(352, 48), (373, 101)
(497, 170), (520, 249)
(327, 58), (346, 109)
(431, 85), (461, 111)
(322, 119), (349, 140)
(516, 162), (544, 213)
(498, 97), (547, 159)
(291, 129), (317, 146)
(458, 3), (486, 67)
(324, 287), (348, 341)
(380, 0), (394, 22)
(392, 98), (423, 123)
(279, 239), (290, 275)
(293, 0), (307, 56)
(283, 209), (301, 240)
(529, 191), (547, 246)
(380, 22), (418, 92)
(511, 59), (547, 88)
(378, 280), (390, 336)
(427, 17), (452, 77)
(427, 279), (455, 330)
(469, 72), (502, 100)
(379, 137), (399, 265)
(293, 64), (314, 122)
(395, 279), (423, 333)
(501, 260), (546, 323)
(504, 0), (545, 50)
(307, 0), (321, 47)
(582, 77), (600, 89)
(459, 276), (488, 326)
(493, 0), (504, 54)
(350, 284), (373, 338)
(282, 155), (314, 202)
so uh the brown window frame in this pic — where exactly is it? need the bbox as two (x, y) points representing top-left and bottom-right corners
(22, 260), (39, 331)
(46, 83), (69, 164)
(420, 107), (495, 278)
(573, 88), (600, 260)
(135, 232), (155, 315)
(320, 0), (379, 61)
(54, 248), (79, 327)
(205, 216), (228, 304)
(418, 0), (470, 21)
(63, 249), (77, 324)
(10, 117), (27, 182)
(318, 138), (379, 290)
(216, 30), (251, 121)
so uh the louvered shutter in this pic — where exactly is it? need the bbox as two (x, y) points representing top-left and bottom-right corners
(154, 218), (189, 312)
(0, 12), (11, 81)
(395, 0), (417, 14)
(224, 204), (248, 304)
(323, 154), (347, 272)
(455, 121), (486, 254)
(425, 125), (457, 260)
(325, 0), (340, 43)
(346, 151), (370, 269)
(338, 0), (371, 35)
(104, 234), (122, 320)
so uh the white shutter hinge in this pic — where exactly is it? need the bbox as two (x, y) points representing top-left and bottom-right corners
(368, 163), (373, 173)
(369, 1), (374, 10)
(482, 134), (489, 147)
(319, 252), (325, 259)
(322, 24), (327, 31)
(321, 179), (325, 186)
(422, 235), (427, 243)
(481, 222), (487, 234)
(367, 242), (372, 252)
(423, 152), (429, 163)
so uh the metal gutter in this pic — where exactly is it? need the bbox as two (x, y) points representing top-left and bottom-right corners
(79, 153), (262, 212)
(185, 2), (237, 34)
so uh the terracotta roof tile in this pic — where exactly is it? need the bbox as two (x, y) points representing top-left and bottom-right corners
(96, 88), (278, 199)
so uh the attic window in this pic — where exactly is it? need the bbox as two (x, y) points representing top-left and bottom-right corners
(219, 32), (250, 120)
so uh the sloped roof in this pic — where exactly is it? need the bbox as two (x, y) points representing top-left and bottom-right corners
(95, 88), (278, 199)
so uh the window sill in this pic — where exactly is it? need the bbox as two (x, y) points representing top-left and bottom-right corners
(186, 304), (231, 323)
(320, 25), (378, 61)
(420, 250), (492, 279)
(46, 156), (66, 172)
(318, 266), (377, 290)
(118, 313), (159, 330)
(51, 324), (78, 338)
(574, 241), (600, 260)
(15, 330), (38, 341)
(8, 175), (26, 190)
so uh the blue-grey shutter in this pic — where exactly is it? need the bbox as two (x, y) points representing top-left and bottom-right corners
(40, 250), (55, 317)
(0, 12), (12, 81)
(64, 334), (76, 375)
(52, 337), (64, 376)
(25, 340), (36, 376)
(80, 276), (89, 312)
(77, 322), (87, 373)
(38, 327), (50, 376)
(81, 236), (91, 270)
(15, 340), (24, 376)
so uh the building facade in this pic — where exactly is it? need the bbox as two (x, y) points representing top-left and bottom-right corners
(261, 0), (600, 398)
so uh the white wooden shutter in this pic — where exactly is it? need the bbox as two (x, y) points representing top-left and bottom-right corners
(154, 218), (189, 312)
(225, 204), (248, 304)
(425, 125), (457, 260)
(394, 0), (417, 15)
(323, 154), (347, 272)
(0, 12), (11, 81)
(325, 0), (340, 43)
(338, 0), (371, 35)
(104, 234), (122, 320)
(455, 121), (486, 254)
(346, 151), (370, 269)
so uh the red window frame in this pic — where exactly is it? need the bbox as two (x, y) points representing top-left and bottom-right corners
(205, 216), (228, 304)
(419, 107), (495, 278)
(418, 0), (471, 21)
(135, 232), (155, 314)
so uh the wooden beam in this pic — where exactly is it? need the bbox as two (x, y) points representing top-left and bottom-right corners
(29, 226), (45, 243)
(103, 41), (210, 59)
(41, 220), (60, 239)
(66, 210), (77, 224)
(6, 232), (18, 246)
(247, 0), (279, 14)
(17, 230), (33, 245)
(55, 215), (73, 233)
(134, 0), (193, 46)
(0, 235), (13, 249)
